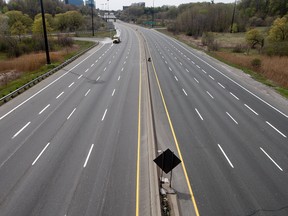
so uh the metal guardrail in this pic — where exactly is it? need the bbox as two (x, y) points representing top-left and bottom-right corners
(0, 42), (98, 105)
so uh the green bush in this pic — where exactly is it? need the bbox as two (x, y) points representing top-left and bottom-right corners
(264, 41), (288, 56)
(251, 58), (262, 68)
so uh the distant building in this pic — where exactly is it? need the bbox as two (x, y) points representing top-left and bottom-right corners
(66, 0), (83, 6)
(123, 2), (145, 10)
(131, 2), (145, 7)
(85, 0), (95, 7)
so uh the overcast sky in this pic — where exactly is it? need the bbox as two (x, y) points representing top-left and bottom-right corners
(96, 0), (235, 11)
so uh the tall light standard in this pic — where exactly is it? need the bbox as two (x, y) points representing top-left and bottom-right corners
(230, 0), (237, 33)
(90, 0), (94, 36)
(152, 0), (154, 28)
(40, 0), (50, 64)
(107, 0), (109, 22)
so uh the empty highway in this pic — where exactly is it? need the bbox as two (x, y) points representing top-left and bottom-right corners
(0, 21), (288, 216)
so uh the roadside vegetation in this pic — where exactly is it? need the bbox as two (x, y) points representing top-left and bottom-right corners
(119, 0), (288, 97)
(0, 0), (113, 98)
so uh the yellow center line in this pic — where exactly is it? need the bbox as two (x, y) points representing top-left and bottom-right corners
(136, 29), (142, 216)
(147, 41), (200, 216)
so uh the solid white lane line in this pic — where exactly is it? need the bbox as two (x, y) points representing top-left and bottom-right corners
(104, 67), (107, 71)
(67, 108), (76, 120)
(218, 144), (234, 168)
(202, 69), (207, 74)
(32, 143), (50, 166)
(68, 82), (74, 88)
(85, 69), (89, 73)
(244, 104), (259, 115)
(56, 91), (64, 99)
(91, 63), (94, 67)
(118, 76), (121, 81)
(112, 89), (116, 96)
(194, 78), (199, 83)
(102, 109), (107, 121)
(266, 121), (287, 138)
(182, 89), (188, 96)
(83, 144), (94, 168)
(78, 75), (83, 79)
(218, 82), (225, 89)
(196, 65), (200, 69)
(96, 76), (100, 81)
(169, 67), (172, 71)
(39, 104), (50, 115)
(206, 91), (214, 99)
(174, 76), (178, 81)
(85, 89), (91, 97)
(209, 75), (215, 80)
(195, 108), (203, 120)
(260, 147), (283, 171)
(186, 69), (189, 73)
(226, 112), (238, 125)
(12, 121), (31, 139)
(230, 92), (239, 100)
(121, 67), (124, 71)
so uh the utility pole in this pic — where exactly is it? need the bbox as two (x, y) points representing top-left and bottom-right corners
(91, 0), (94, 36)
(40, 0), (50, 65)
(152, 0), (154, 28)
(230, 0), (236, 33)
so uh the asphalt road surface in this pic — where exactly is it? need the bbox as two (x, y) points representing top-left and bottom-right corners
(0, 24), (142, 216)
(139, 27), (288, 216)
(1, 21), (288, 216)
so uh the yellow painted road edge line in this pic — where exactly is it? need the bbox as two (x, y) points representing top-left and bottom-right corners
(136, 30), (142, 216)
(147, 41), (200, 216)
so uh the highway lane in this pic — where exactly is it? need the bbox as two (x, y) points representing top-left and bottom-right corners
(0, 24), (142, 215)
(141, 28), (288, 215)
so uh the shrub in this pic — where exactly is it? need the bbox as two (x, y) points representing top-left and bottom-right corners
(264, 41), (288, 56)
(251, 58), (262, 68)
(57, 35), (73, 47)
(233, 44), (245, 53)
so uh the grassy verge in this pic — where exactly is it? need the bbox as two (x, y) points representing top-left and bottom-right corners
(0, 40), (94, 98)
(75, 30), (116, 38)
(156, 29), (288, 98)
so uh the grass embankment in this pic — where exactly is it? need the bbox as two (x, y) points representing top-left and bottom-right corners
(157, 29), (288, 98)
(75, 30), (116, 38)
(0, 40), (94, 98)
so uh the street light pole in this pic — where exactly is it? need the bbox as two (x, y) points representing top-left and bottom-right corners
(152, 0), (155, 28)
(230, 0), (237, 33)
(91, 0), (94, 36)
(40, 0), (50, 65)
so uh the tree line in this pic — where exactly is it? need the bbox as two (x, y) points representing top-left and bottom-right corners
(0, 0), (108, 57)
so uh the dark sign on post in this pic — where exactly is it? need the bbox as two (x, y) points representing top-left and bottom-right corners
(154, 148), (181, 174)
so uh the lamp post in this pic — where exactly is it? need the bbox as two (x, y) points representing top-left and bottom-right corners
(91, 0), (94, 36)
(40, 0), (50, 65)
(107, 0), (109, 22)
(230, 0), (236, 33)
(152, 0), (154, 28)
